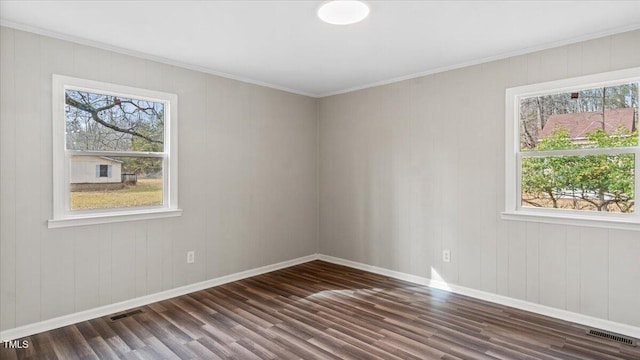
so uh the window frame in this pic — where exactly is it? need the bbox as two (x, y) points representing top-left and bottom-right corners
(49, 75), (182, 228)
(503, 67), (640, 231)
(98, 164), (109, 178)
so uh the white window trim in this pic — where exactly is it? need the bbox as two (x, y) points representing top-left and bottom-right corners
(502, 67), (640, 231)
(49, 75), (181, 228)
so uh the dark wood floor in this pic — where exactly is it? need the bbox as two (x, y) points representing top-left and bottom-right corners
(2, 260), (639, 359)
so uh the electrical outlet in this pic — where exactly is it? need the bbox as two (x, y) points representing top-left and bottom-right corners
(187, 251), (195, 264)
(442, 249), (451, 263)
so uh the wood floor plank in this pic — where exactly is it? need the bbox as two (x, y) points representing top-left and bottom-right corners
(104, 335), (133, 358)
(2, 260), (639, 359)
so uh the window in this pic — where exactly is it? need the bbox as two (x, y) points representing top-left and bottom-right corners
(49, 75), (181, 228)
(98, 164), (110, 178)
(504, 67), (640, 230)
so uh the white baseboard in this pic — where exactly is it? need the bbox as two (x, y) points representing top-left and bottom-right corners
(3, 253), (639, 341)
(318, 254), (640, 339)
(0, 254), (319, 341)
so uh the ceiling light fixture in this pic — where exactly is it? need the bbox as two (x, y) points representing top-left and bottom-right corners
(318, 1), (370, 25)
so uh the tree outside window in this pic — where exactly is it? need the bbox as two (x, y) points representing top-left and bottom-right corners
(518, 83), (638, 213)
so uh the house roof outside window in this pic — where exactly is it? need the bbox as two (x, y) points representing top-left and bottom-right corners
(539, 108), (636, 140)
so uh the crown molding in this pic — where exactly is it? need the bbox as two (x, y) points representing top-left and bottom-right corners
(317, 23), (640, 97)
(2, 21), (640, 98)
(0, 20), (318, 98)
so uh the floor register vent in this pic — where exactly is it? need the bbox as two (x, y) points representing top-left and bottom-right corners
(586, 329), (637, 346)
(110, 309), (144, 321)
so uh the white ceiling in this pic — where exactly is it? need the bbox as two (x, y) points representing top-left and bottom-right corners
(1, 1), (640, 97)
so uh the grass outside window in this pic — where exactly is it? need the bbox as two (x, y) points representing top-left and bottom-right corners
(70, 179), (163, 210)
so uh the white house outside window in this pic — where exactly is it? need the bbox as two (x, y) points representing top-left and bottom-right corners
(49, 75), (181, 228)
(503, 67), (640, 230)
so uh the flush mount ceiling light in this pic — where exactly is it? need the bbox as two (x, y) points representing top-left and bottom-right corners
(318, 1), (370, 25)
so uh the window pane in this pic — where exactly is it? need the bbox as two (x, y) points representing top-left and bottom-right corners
(70, 155), (163, 210)
(519, 82), (639, 151)
(99, 164), (108, 177)
(521, 154), (635, 213)
(65, 89), (164, 152)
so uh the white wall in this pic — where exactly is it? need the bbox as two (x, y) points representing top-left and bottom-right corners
(0, 27), (319, 331)
(70, 156), (122, 184)
(319, 30), (640, 327)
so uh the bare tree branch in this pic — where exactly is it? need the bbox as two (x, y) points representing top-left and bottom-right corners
(65, 94), (163, 144)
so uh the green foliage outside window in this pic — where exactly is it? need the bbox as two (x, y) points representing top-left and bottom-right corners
(521, 128), (637, 213)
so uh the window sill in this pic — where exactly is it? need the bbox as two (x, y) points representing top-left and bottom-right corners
(501, 211), (640, 231)
(48, 208), (183, 229)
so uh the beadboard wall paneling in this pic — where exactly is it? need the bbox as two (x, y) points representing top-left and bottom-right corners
(0, 27), (319, 332)
(319, 29), (640, 327)
(2, 25), (639, 335)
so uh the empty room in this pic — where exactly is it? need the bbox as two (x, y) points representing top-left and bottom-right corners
(1, 1), (640, 359)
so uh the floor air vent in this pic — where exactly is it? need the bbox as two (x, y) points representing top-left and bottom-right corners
(586, 329), (637, 346)
(110, 309), (144, 321)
